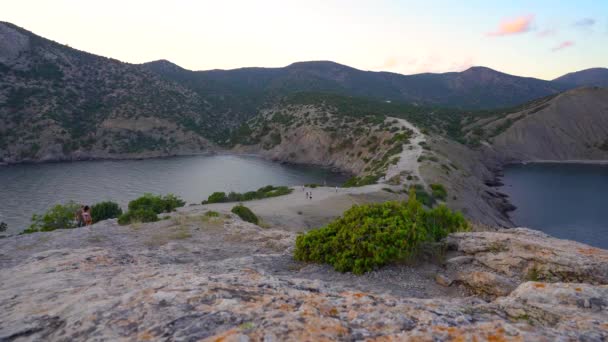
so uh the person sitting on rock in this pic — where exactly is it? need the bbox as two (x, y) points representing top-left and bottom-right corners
(82, 206), (93, 226)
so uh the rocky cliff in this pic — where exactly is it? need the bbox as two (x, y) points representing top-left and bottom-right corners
(0, 208), (606, 340)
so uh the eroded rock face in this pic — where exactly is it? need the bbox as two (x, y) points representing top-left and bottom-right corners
(0, 215), (606, 340)
(448, 228), (608, 285)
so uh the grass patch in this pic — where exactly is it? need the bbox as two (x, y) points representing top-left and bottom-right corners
(231, 204), (259, 224)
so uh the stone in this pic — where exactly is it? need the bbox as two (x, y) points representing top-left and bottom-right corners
(435, 274), (453, 287)
(456, 271), (518, 298)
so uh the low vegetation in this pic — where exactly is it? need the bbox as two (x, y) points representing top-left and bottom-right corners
(294, 189), (469, 274)
(343, 175), (380, 187)
(90, 201), (123, 223)
(23, 201), (82, 234)
(231, 204), (259, 224)
(203, 185), (292, 204)
(430, 183), (448, 201)
(0, 222), (7, 233)
(118, 194), (185, 225)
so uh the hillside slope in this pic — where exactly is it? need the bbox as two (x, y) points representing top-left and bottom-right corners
(475, 87), (608, 162)
(554, 68), (608, 88)
(0, 22), (221, 163)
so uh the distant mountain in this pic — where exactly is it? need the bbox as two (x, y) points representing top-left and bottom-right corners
(553, 68), (608, 88)
(144, 61), (578, 110)
(2, 20), (607, 164)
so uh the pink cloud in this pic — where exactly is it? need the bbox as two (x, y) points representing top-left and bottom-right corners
(488, 15), (534, 36)
(537, 28), (557, 38)
(551, 41), (575, 52)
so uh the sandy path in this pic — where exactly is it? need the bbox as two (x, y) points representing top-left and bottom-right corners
(384, 117), (426, 185)
(182, 184), (403, 232)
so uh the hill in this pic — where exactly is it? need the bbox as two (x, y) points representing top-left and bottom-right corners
(553, 68), (608, 88)
(467, 87), (608, 162)
(144, 60), (578, 110)
(0, 22), (225, 163)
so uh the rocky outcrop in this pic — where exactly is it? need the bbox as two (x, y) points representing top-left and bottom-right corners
(232, 105), (413, 176)
(439, 228), (608, 301)
(0, 212), (606, 340)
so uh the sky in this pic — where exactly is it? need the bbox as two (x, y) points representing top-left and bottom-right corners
(3, 0), (607, 79)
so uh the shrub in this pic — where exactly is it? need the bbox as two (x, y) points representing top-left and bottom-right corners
(342, 175), (379, 187)
(119, 193), (185, 225)
(206, 192), (227, 204)
(117, 208), (159, 225)
(205, 210), (220, 217)
(231, 204), (259, 224)
(204, 186), (292, 204)
(24, 201), (81, 234)
(0, 222), (7, 232)
(410, 185), (435, 207)
(430, 184), (448, 201)
(128, 193), (185, 213)
(91, 201), (123, 223)
(294, 189), (469, 274)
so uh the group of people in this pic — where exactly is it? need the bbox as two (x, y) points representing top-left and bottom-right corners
(75, 205), (92, 227)
(302, 185), (340, 200)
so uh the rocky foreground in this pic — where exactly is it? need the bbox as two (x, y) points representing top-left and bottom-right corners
(0, 210), (607, 341)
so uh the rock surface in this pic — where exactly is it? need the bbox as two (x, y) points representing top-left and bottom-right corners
(1, 212), (607, 341)
(448, 227), (608, 285)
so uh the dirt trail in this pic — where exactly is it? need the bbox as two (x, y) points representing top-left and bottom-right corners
(383, 117), (426, 186)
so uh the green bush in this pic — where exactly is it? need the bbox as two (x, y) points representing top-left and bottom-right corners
(24, 201), (81, 234)
(204, 186), (292, 204)
(117, 208), (159, 225)
(430, 184), (448, 201)
(231, 204), (259, 224)
(91, 201), (123, 223)
(342, 175), (379, 187)
(294, 189), (469, 274)
(119, 193), (185, 225)
(410, 184), (436, 207)
(206, 192), (227, 204)
(127, 193), (185, 213)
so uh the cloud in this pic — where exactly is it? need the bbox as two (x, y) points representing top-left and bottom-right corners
(487, 15), (534, 36)
(551, 40), (575, 52)
(537, 28), (557, 38)
(381, 57), (399, 69)
(573, 18), (595, 27)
